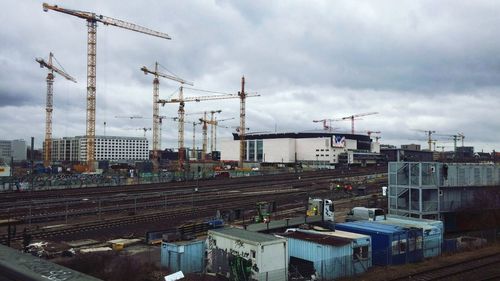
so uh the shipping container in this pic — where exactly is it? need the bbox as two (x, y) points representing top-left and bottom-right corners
(207, 227), (288, 281)
(374, 214), (443, 258)
(284, 229), (371, 280)
(161, 240), (205, 274)
(335, 221), (423, 266)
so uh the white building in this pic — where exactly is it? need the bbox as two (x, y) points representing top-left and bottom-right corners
(0, 139), (27, 161)
(47, 136), (149, 162)
(219, 132), (382, 167)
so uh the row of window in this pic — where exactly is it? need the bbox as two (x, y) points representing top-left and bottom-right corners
(316, 149), (330, 152)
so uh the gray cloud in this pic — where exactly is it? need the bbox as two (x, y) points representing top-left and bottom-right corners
(0, 0), (498, 152)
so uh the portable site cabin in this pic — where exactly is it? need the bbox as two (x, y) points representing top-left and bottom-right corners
(284, 229), (372, 280)
(335, 221), (424, 266)
(374, 215), (443, 258)
(161, 240), (205, 273)
(207, 227), (288, 281)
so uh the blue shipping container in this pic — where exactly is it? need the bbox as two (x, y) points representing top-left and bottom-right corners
(374, 215), (443, 258)
(335, 221), (423, 266)
(161, 240), (205, 273)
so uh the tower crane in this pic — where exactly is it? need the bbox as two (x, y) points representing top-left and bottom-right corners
(158, 77), (259, 169)
(434, 132), (465, 158)
(415, 130), (436, 151)
(212, 116), (235, 152)
(366, 131), (381, 138)
(36, 52), (77, 167)
(209, 110), (222, 153)
(116, 115), (177, 154)
(141, 62), (192, 173)
(341, 112), (379, 134)
(114, 115), (143, 119)
(312, 118), (344, 131)
(43, 3), (171, 171)
(125, 127), (151, 138)
(198, 113), (235, 158)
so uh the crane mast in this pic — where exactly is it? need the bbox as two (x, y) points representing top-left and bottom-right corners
(36, 52), (76, 167)
(141, 63), (192, 173)
(201, 112), (208, 161)
(238, 77), (246, 168)
(192, 121), (199, 159)
(209, 110), (222, 153)
(158, 81), (259, 170)
(43, 3), (170, 171)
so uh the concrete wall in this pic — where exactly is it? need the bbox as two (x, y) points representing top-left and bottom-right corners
(263, 138), (295, 163)
(219, 138), (240, 161)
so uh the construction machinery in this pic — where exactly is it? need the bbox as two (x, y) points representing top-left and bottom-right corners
(254, 201), (272, 223)
(158, 77), (259, 169)
(415, 130), (436, 151)
(141, 62), (193, 173)
(116, 115), (177, 154)
(212, 116), (235, 153)
(36, 52), (77, 167)
(125, 127), (151, 138)
(306, 198), (334, 222)
(434, 133), (465, 158)
(43, 3), (170, 171)
(366, 130), (381, 138)
(312, 118), (344, 131)
(341, 112), (379, 134)
(198, 113), (235, 160)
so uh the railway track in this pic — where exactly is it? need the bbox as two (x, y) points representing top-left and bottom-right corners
(0, 170), (387, 222)
(0, 189), (314, 244)
(0, 168), (387, 245)
(0, 167), (385, 203)
(388, 252), (500, 281)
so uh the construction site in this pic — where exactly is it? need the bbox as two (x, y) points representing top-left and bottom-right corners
(1, 2), (500, 281)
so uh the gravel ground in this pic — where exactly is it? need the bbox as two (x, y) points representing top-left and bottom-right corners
(338, 243), (500, 281)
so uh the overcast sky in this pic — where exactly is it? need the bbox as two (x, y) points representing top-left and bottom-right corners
(1, 0), (499, 152)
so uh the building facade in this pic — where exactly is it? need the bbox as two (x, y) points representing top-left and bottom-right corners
(387, 162), (500, 220)
(219, 132), (381, 167)
(0, 139), (27, 162)
(46, 136), (149, 162)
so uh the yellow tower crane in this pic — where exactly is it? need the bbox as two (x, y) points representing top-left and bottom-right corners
(42, 3), (171, 171)
(141, 62), (192, 173)
(199, 113), (234, 160)
(36, 52), (76, 167)
(212, 116), (235, 153)
(158, 79), (259, 170)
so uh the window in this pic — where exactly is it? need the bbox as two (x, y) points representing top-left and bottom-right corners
(353, 246), (369, 260)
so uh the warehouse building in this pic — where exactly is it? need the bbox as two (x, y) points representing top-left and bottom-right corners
(219, 132), (382, 168)
(46, 136), (149, 162)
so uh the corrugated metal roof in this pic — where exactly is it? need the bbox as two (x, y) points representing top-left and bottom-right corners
(209, 227), (281, 243)
(322, 230), (370, 240)
(338, 221), (406, 234)
(284, 231), (351, 246)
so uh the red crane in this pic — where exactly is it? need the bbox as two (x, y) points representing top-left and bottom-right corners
(341, 112), (379, 134)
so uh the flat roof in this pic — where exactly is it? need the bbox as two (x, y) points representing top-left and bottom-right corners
(209, 227), (282, 244)
(284, 231), (351, 247)
(231, 132), (371, 142)
(0, 244), (101, 281)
